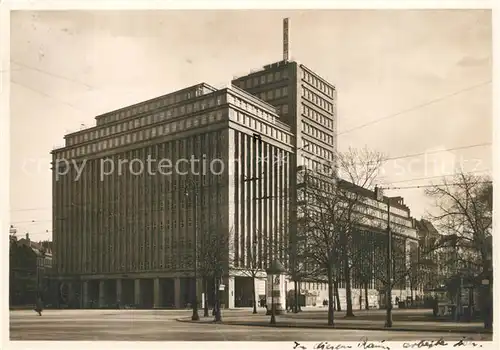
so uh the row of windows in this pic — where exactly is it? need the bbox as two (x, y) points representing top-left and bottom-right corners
(229, 95), (282, 125)
(67, 94), (225, 147)
(302, 139), (334, 161)
(254, 86), (289, 103)
(302, 105), (334, 130)
(302, 122), (334, 146)
(302, 156), (331, 174)
(302, 87), (334, 113)
(235, 69), (289, 90)
(276, 104), (289, 116)
(301, 69), (335, 98)
(98, 85), (208, 126)
(60, 256), (198, 273)
(37, 258), (52, 267)
(59, 111), (225, 159)
(231, 109), (291, 144)
(363, 197), (410, 218)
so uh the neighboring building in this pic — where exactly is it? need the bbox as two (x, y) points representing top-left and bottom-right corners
(414, 219), (455, 293)
(289, 173), (419, 309)
(51, 83), (294, 309)
(9, 234), (53, 307)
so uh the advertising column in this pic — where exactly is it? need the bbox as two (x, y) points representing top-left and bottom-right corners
(266, 273), (286, 314)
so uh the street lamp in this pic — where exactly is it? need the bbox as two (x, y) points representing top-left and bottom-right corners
(266, 259), (286, 325)
(375, 186), (392, 328)
(185, 182), (200, 321)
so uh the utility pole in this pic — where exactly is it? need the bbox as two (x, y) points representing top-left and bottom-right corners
(186, 181), (200, 321)
(385, 200), (393, 328)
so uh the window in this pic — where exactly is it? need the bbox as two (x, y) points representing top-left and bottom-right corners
(267, 73), (273, 83)
(283, 86), (288, 96)
(260, 75), (266, 84)
(283, 105), (289, 115)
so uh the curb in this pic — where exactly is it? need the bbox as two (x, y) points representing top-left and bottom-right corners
(175, 318), (493, 335)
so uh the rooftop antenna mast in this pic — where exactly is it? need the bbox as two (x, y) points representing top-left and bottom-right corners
(283, 18), (290, 62)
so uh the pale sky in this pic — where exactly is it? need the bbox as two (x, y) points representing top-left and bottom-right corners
(10, 10), (492, 241)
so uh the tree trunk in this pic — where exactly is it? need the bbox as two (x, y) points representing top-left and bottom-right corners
(214, 276), (222, 322)
(297, 281), (302, 312)
(203, 277), (209, 317)
(334, 280), (341, 311)
(294, 280), (299, 313)
(252, 276), (257, 314)
(327, 268), (335, 326)
(364, 281), (369, 310)
(344, 257), (355, 317)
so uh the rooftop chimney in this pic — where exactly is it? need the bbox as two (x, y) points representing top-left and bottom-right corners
(25, 233), (30, 241)
(374, 186), (384, 202)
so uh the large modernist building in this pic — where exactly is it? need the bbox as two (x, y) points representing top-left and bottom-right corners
(52, 82), (294, 308)
(51, 59), (418, 310)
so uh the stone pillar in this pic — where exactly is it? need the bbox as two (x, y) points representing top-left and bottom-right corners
(174, 278), (181, 308)
(134, 279), (141, 307)
(253, 277), (260, 309)
(116, 279), (122, 306)
(82, 281), (89, 308)
(98, 280), (105, 308)
(224, 276), (235, 309)
(153, 278), (161, 308)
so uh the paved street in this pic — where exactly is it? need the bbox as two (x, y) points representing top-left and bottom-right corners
(10, 309), (492, 341)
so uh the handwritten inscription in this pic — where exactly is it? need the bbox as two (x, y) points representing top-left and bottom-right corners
(403, 338), (448, 348)
(453, 337), (483, 348)
(315, 342), (352, 350)
(402, 337), (482, 349)
(358, 337), (391, 350)
(294, 337), (483, 350)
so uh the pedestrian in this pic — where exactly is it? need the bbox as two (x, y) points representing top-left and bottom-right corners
(34, 295), (44, 316)
(432, 297), (439, 317)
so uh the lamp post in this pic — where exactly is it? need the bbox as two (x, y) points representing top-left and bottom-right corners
(385, 199), (393, 328)
(266, 259), (286, 325)
(185, 182), (199, 321)
(375, 186), (392, 328)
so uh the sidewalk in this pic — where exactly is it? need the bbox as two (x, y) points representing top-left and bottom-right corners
(176, 310), (492, 334)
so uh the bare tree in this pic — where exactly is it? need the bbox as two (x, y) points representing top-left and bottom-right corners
(352, 230), (376, 310)
(197, 224), (233, 322)
(425, 172), (493, 329)
(238, 230), (264, 314)
(297, 173), (341, 326)
(295, 146), (385, 324)
(334, 147), (385, 317)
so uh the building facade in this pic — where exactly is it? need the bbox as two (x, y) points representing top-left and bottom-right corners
(232, 60), (338, 302)
(52, 60), (419, 310)
(287, 172), (419, 309)
(9, 234), (53, 307)
(51, 83), (293, 308)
